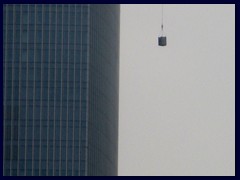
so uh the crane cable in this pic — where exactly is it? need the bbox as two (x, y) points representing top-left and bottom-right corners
(161, 4), (164, 36)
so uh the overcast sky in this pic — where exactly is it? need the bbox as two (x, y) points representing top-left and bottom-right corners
(118, 4), (235, 176)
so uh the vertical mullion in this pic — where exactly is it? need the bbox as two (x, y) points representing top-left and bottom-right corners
(50, 5), (55, 175)
(20, 5), (24, 175)
(59, 4), (63, 175)
(26, 4), (30, 175)
(10, 5), (15, 176)
(16, 5), (19, 175)
(46, 4), (50, 176)
(17, 5), (22, 175)
(53, 4), (57, 175)
(66, 4), (70, 175)
(39, 4), (44, 175)
(72, 4), (77, 176)
(31, 4), (37, 176)
(85, 4), (91, 176)
(3, 4), (8, 176)
(46, 4), (51, 176)
(32, 5), (37, 174)
(79, 4), (83, 175)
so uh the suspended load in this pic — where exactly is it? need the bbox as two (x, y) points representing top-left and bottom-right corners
(158, 36), (167, 46)
(158, 5), (167, 46)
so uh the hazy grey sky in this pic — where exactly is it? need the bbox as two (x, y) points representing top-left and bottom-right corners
(119, 4), (235, 176)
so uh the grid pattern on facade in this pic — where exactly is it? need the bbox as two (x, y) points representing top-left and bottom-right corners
(3, 4), (120, 176)
(3, 4), (89, 176)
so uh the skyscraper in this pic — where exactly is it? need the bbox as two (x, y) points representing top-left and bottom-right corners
(3, 4), (120, 176)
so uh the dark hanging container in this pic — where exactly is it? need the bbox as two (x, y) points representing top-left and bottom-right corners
(158, 36), (167, 46)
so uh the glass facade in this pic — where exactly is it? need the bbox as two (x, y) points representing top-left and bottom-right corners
(3, 4), (120, 176)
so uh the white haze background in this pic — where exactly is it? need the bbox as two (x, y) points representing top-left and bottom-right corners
(119, 4), (235, 176)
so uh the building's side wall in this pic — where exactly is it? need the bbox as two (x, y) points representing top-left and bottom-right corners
(87, 4), (120, 176)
